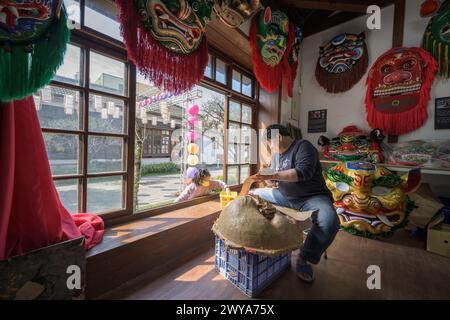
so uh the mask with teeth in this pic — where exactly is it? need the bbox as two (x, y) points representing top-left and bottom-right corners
(250, 6), (295, 94)
(315, 33), (368, 93)
(365, 47), (437, 136)
(116, 0), (210, 93)
(324, 161), (421, 238)
(422, 0), (450, 78)
(0, 0), (69, 102)
(213, 0), (260, 28)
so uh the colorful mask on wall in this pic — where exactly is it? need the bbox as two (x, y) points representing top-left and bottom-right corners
(422, 0), (450, 78)
(0, 0), (69, 102)
(116, 0), (212, 94)
(250, 7), (295, 94)
(315, 33), (368, 94)
(324, 161), (421, 237)
(365, 47), (437, 136)
(318, 126), (385, 163)
(213, 0), (259, 28)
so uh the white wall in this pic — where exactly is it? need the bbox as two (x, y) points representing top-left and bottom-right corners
(286, 0), (450, 197)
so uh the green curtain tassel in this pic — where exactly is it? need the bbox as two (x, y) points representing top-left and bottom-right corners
(0, 8), (70, 102)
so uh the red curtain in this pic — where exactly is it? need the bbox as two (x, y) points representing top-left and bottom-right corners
(0, 97), (104, 260)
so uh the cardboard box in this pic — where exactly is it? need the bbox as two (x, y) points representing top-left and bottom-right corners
(427, 223), (450, 258)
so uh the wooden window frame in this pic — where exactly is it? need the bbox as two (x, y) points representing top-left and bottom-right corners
(43, 3), (259, 225)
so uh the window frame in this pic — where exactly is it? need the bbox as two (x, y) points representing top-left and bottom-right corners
(44, 6), (258, 224)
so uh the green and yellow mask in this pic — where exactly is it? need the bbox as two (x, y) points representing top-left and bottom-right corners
(324, 161), (420, 237)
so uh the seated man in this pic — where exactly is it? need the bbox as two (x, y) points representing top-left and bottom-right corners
(252, 124), (339, 283)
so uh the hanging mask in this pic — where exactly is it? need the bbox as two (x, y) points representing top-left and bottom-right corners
(324, 161), (421, 238)
(250, 7), (294, 93)
(116, 0), (211, 94)
(0, 0), (69, 102)
(422, 0), (450, 78)
(283, 26), (302, 97)
(315, 32), (368, 93)
(365, 47), (437, 136)
(213, 0), (259, 28)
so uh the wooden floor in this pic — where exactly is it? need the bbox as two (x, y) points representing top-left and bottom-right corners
(102, 230), (450, 300)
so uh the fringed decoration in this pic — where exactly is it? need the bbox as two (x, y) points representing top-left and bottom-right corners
(282, 24), (300, 98)
(315, 43), (368, 94)
(0, 8), (70, 102)
(422, 19), (450, 78)
(365, 47), (437, 136)
(116, 0), (208, 94)
(250, 10), (295, 93)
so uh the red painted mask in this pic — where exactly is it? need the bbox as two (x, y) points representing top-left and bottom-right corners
(365, 47), (437, 135)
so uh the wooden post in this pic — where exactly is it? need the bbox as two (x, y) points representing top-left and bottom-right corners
(389, 0), (406, 144)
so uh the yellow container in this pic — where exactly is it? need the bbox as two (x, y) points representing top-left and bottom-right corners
(220, 191), (238, 209)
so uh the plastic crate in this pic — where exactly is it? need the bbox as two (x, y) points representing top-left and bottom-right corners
(214, 237), (291, 297)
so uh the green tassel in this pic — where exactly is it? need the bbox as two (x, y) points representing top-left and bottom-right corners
(0, 8), (70, 102)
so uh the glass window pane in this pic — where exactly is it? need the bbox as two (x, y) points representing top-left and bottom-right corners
(54, 44), (82, 85)
(85, 0), (122, 41)
(240, 165), (250, 184)
(228, 122), (240, 144)
(89, 95), (125, 134)
(242, 75), (252, 97)
(227, 143), (238, 164)
(44, 133), (79, 175)
(87, 176), (124, 213)
(240, 144), (250, 164)
(35, 86), (81, 130)
(227, 166), (238, 186)
(88, 136), (123, 173)
(242, 105), (252, 124)
(55, 179), (79, 214)
(204, 54), (213, 78)
(232, 70), (241, 92)
(241, 125), (252, 144)
(216, 59), (227, 84)
(64, 0), (81, 25)
(229, 101), (240, 122)
(90, 51), (126, 96)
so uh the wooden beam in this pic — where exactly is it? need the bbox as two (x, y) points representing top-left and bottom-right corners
(302, 11), (365, 37)
(389, 0), (405, 144)
(293, 0), (370, 13)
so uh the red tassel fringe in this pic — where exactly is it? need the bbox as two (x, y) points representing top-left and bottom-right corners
(116, 0), (208, 94)
(250, 10), (296, 94)
(365, 47), (437, 136)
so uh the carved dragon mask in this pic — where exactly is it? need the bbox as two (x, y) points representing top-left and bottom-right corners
(318, 126), (385, 163)
(422, 0), (450, 78)
(135, 0), (210, 54)
(213, 0), (259, 28)
(365, 47), (436, 136)
(324, 161), (421, 237)
(316, 33), (368, 93)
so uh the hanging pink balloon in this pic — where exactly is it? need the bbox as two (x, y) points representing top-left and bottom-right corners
(187, 131), (199, 142)
(188, 115), (200, 126)
(187, 104), (199, 116)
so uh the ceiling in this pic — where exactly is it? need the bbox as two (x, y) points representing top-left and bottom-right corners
(260, 0), (396, 37)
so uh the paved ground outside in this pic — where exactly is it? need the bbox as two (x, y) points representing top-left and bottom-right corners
(56, 167), (223, 214)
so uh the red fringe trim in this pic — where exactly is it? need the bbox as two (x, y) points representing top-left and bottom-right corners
(365, 47), (437, 136)
(116, 0), (208, 94)
(282, 24), (298, 98)
(250, 10), (295, 94)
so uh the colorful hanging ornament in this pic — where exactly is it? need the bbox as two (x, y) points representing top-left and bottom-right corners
(0, 0), (70, 102)
(213, 0), (260, 28)
(187, 104), (199, 116)
(365, 47), (437, 136)
(250, 7), (295, 93)
(115, 0), (212, 94)
(422, 0), (450, 78)
(324, 161), (421, 238)
(187, 142), (199, 154)
(315, 32), (368, 94)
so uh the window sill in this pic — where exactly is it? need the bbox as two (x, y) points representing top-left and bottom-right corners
(85, 199), (222, 298)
